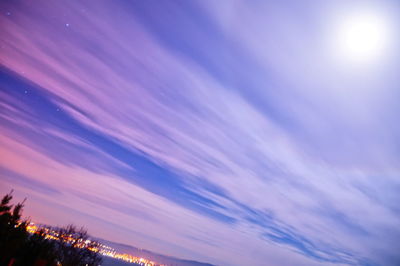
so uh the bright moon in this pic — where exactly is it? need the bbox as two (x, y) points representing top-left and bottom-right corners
(333, 9), (392, 64)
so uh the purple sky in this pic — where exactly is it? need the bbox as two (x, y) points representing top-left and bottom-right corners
(1, 0), (400, 265)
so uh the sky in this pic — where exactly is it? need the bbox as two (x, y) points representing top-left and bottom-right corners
(1, 0), (400, 265)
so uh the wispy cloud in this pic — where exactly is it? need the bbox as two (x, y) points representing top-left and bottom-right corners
(1, 0), (399, 265)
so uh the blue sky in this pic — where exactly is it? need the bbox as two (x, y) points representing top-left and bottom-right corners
(1, 0), (399, 265)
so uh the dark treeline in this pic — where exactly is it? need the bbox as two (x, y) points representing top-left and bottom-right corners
(0, 191), (102, 266)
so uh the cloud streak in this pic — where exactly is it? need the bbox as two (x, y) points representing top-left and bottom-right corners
(1, 0), (399, 265)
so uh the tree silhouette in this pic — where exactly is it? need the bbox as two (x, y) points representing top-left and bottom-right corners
(18, 228), (58, 265)
(0, 191), (29, 265)
(53, 224), (102, 266)
(0, 191), (102, 266)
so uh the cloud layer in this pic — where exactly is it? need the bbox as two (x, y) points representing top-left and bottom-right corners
(1, 1), (399, 265)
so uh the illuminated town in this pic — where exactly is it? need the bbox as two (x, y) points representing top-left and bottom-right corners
(26, 222), (164, 266)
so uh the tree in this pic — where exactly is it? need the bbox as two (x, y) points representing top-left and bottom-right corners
(18, 228), (58, 266)
(0, 191), (102, 266)
(0, 191), (29, 265)
(53, 224), (102, 266)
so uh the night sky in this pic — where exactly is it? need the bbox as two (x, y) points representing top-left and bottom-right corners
(1, 1), (400, 265)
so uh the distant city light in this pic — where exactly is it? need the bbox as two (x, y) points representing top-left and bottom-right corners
(25, 222), (161, 266)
